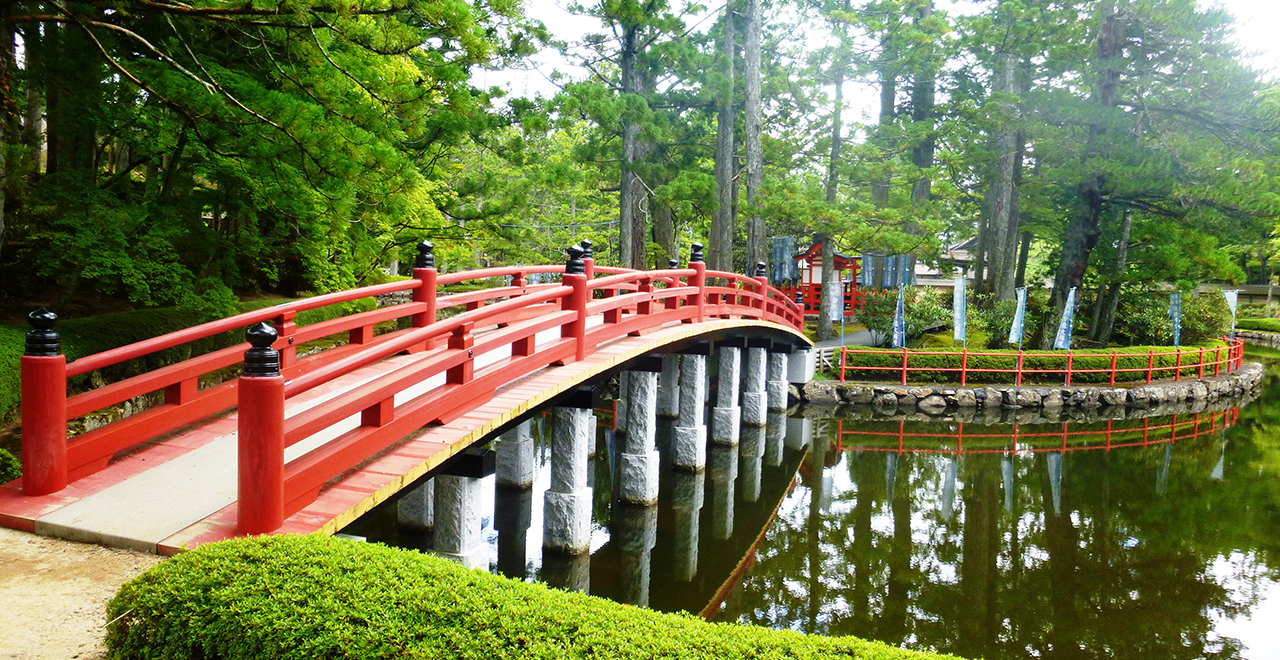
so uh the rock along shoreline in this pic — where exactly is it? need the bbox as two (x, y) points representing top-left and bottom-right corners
(794, 362), (1263, 416)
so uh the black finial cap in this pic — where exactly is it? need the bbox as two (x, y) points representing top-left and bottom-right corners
(690, 242), (705, 263)
(25, 308), (60, 357)
(243, 322), (280, 377)
(415, 240), (435, 269)
(566, 245), (586, 275)
(755, 261), (768, 277)
(668, 259), (679, 269)
(580, 239), (593, 259)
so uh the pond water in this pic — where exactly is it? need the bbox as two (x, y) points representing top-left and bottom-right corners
(345, 349), (1280, 660)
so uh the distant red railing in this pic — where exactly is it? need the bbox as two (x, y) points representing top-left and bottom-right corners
(18, 243), (805, 535)
(836, 408), (1238, 455)
(838, 339), (1246, 387)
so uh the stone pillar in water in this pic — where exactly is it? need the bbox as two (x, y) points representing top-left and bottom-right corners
(670, 471), (704, 582)
(785, 416), (812, 451)
(656, 354), (681, 419)
(542, 552), (591, 593)
(433, 475), (486, 568)
(765, 411), (786, 467)
(397, 477), (434, 530)
(767, 352), (790, 411)
(672, 353), (708, 471)
(741, 346), (768, 427)
(494, 420), (535, 489)
(711, 346), (741, 445)
(494, 487), (532, 579)
(619, 371), (660, 505)
(788, 348), (816, 384)
(615, 503), (658, 607)
(740, 425), (765, 503)
(544, 406), (593, 555)
(708, 444), (738, 539)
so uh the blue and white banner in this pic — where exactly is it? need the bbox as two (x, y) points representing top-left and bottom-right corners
(1053, 287), (1077, 349)
(1224, 289), (1239, 341)
(1170, 292), (1182, 347)
(1008, 287), (1027, 345)
(953, 276), (967, 343)
(828, 279), (844, 319)
(862, 254), (876, 288)
(770, 236), (797, 283)
(883, 254), (898, 289)
(898, 256), (913, 288)
(892, 286), (906, 348)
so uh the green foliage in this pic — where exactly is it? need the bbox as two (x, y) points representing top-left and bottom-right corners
(1238, 318), (1280, 333)
(969, 291), (1046, 349)
(105, 535), (962, 660)
(0, 325), (24, 425)
(839, 341), (1229, 385)
(1183, 290), (1233, 343)
(0, 448), (19, 483)
(857, 287), (950, 346)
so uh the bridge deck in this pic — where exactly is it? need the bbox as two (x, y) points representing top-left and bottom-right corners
(0, 318), (787, 555)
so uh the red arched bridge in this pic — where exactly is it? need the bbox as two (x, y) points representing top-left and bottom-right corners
(4, 242), (810, 553)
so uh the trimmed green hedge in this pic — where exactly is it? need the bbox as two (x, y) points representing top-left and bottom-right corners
(1237, 318), (1280, 333)
(838, 341), (1230, 385)
(106, 536), (963, 660)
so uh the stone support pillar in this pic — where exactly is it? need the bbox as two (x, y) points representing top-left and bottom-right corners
(544, 406), (593, 555)
(766, 352), (790, 411)
(494, 488), (533, 579)
(615, 503), (658, 607)
(494, 420), (535, 489)
(711, 346), (741, 445)
(670, 471), (704, 582)
(433, 475), (486, 568)
(672, 353), (708, 471)
(542, 552), (590, 593)
(787, 348), (815, 384)
(765, 411), (786, 467)
(786, 416), (812, 451)
(740, 425), (765, 503)
(619, 371), (660, 505)
(397, 478), (434, 530)
(741, 346), (768, 427)
(656, 354), (681, 418)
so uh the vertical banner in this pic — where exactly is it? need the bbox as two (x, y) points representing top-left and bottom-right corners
(898, 255), (911, 288)
(883, 254), (898, 289)
(1008, 287), (1027, 346)
(828, 277), (843, 319)
(909, 256), (918, 285)
(861, 254), (876, 289)
(771, 237), (796, 283)
(1224, 289), (1239, 341)
(1053, 287), (1077, 349)
(892, 286), (906, 348)
(953, 276), (967, 343)
(1169, 292), (1183, 347)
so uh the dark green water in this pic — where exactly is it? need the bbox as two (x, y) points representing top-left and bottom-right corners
(347, 349), (1280, 660)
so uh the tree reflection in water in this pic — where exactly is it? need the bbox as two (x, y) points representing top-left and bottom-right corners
(729, 358), (1280, 660)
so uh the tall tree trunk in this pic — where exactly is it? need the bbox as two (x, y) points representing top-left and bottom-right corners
(710, 3), (736, 274)
(744, 0), (764, 273)
(987, 49), (1019, 300)
(819, 28), (847, 341)
(909, 1), (936, 207)
(21, 23), (43, 177)
(1093, 209), (1133, 344)
(652, 200), (675, 262)
(1044, 2), (1124, 346)
(871, 42), (896, 205)
(619, 24), (646, 269)
(974, 209), (989, 294)
(1014, 230), (1032, 288)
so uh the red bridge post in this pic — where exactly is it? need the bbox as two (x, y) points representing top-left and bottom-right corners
(562, 245), (590, 362)
(581, 239), (595, 280)
(412, 240), (438, 350)
(688, 242), (706, 323)
(238, 322), (285, 534)
(19, 309), (67, 495)
(754, 261), (769, 317)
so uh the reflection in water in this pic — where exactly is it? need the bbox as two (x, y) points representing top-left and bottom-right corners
(343, 352), (1280, 660)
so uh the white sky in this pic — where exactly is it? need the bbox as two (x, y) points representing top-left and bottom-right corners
(482, 0), (1280, 113)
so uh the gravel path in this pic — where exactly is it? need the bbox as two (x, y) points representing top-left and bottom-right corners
(0, 527), (162, 660)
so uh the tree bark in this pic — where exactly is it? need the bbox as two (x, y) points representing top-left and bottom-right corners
(652, 200), (675, 262)
(619, 23), (646, 269)
(909, 1), (936, 207)
(744, 0), (764, 274)
(710, 3), (736, 275)
(1014, 230), (1032, 289)
(871, 40), (896, 206)
(819, 20), (848, 341)
(817, 231), (835, 340)
(1093, 209), (1133, 344)
(987, 49), (1019, 300)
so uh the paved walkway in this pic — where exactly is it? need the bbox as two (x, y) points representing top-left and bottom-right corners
(813, 328), (878, 349)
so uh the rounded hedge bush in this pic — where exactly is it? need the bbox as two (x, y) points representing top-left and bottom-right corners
(105, 535), (964, 660)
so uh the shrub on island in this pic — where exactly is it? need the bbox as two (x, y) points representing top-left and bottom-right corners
(105, 535), (964, 660)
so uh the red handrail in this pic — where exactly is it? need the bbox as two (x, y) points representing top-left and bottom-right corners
(838, 339), (1244, 386)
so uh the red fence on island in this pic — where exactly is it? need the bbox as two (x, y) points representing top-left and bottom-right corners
(839, 339), (1246, 387)
(18, 242), (805, 534)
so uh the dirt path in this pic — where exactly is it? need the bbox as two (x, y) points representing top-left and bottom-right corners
(0, 528), (162, 660)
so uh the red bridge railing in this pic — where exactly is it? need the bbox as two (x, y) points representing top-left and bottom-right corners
(839, 340), (1246, 386)
(18, 243), (804, 534)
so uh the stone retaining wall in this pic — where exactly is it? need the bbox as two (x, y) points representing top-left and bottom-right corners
(375, 290), (412, 307)
(795, 362), (1263, 416)
(1238, 330), (1280, 350)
